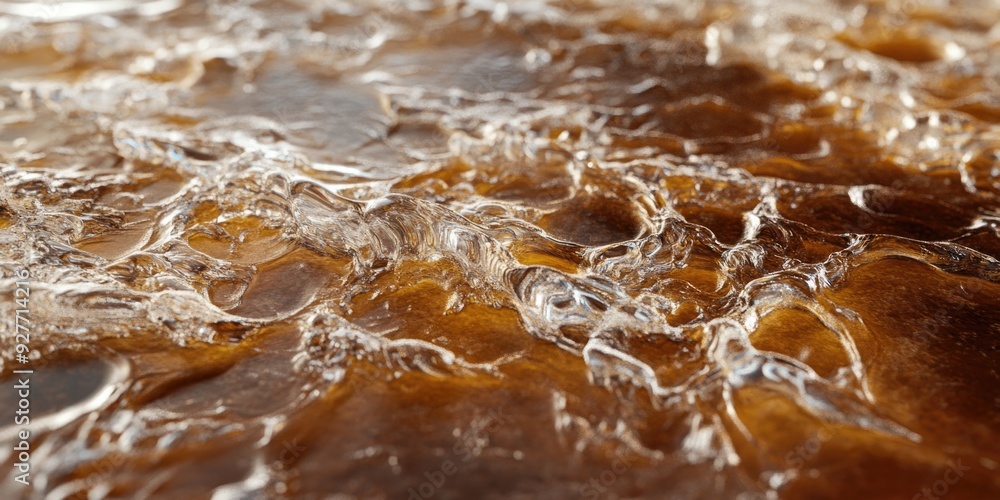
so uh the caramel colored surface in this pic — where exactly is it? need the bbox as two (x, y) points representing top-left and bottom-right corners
(2, 0), (1000, 498)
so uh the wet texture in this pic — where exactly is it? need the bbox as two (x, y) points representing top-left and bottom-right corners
(2, 0), (1000, 498)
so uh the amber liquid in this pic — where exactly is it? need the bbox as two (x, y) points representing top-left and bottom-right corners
(2, 0), (1000, 498)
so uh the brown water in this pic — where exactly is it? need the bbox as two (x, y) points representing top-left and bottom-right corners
(2, 0), (1000, 498)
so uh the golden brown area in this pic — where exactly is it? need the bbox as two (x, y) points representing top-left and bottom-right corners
(1, 0), (1000, 499)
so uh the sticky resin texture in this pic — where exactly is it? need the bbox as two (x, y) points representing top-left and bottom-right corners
(1, 0), (1000, 498)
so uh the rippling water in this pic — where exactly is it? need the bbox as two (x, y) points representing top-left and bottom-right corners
(2, 0), (1000, 498)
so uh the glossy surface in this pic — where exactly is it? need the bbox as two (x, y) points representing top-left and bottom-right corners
(1, 0), (1000, 498)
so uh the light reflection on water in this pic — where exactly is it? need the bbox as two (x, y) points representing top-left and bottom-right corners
(1, 0), (1000, 498)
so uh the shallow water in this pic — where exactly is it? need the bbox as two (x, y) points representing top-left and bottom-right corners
(1, 0), (1000, 498)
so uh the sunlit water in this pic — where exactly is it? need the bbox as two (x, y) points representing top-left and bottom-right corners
(2, 0), (1000, 498)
